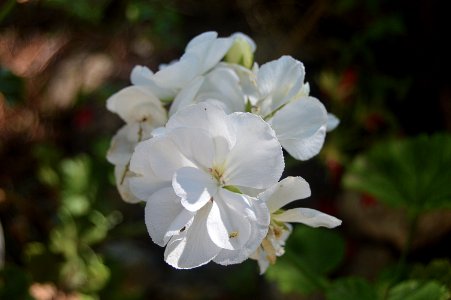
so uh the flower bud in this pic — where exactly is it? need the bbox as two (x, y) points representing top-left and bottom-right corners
(224, 34), (255, 69)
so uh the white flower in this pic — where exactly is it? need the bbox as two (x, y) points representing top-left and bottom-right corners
(169, 55), (337, 161)
(131, 32), (256, 101)
(106, 85), (167, 203)
(250, 56), (332, 161)
(168, 65), (246, 116)
(106, 85), (167, 128)
(129, 102), (284, 268)
(251, 176), (342, 274)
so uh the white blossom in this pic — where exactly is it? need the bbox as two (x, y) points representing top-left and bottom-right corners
(131, 32), (256, 101)
(106, 85), (167, 203)
(129, 102), (284, 268)
(251, 176), (342, 274)
(169, 55), (337, 161)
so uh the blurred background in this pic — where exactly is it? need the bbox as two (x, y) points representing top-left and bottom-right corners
(1, 0), (450, 299)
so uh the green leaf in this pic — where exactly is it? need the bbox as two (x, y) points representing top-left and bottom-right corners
(223, 185), (242, 194)
(43, 0), (111, 24)
(63, 194), (90, 216)
(0, 265), (33, 300)
(410, 259), (451, 290)
(326, 277), (378, 300)
(0, 68), (24, 106)
(80, 211), (109, 245)
(61, 156), (91, 194)
(265, 226), (345, 295)
(344, 134), (451, 213)
(287, 226), (345, 274)
(387, 280), (450, 300)
(266, 257), (319, 295)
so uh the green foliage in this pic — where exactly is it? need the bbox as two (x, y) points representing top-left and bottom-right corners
(0, 266), (33, 300)
(30, 145), (120, 296)
(410, 260), (451, 290)
(125, 0), (181, 45)
(344, 134), (451, 213)
(326, 277), (378, 300)
(0, 68), (24, 106)
(61, 155), (93, 216)
(387, 280), (450, 300)
(266, 226), (345, 295)
(43, 0), (112, 24)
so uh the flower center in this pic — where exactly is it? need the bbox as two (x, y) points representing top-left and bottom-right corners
(209, 166), (225, 184)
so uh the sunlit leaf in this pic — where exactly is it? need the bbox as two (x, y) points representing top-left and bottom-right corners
(61, 156), (91, 193)
(63, 194), (90, 216)
(80, 211), (109, 245)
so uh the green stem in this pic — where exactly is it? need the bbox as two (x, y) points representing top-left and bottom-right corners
(397, 210), (419, 276)
(382, 210), (419, 299)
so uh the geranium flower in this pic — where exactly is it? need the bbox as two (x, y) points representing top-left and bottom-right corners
(106, 85), (167, 203)
(129, 102), (284, 268)
(250, 176), (342, 274)
(168, 56), (338, 161)
(131, 32), (256, 101)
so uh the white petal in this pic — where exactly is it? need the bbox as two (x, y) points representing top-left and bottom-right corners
(164, 203), (221, 269)
(130, 65), (177, 101)
(185, 31), (218, 51)
(106, 125), (136, 165)
(327, 113), (340, 132)
(141, 134), (195, 181)
(231, 32), (256, 52)
(256, 248), (270, 274)
(206, 189), (253, 251)
(169, 76), (204, 116)
(213, 194), (270, 265)
(166, 103), (236, 161)
(128, 175), (168, 201)
(167, 101), (230, 134)
(128, 138), (173, 200)
(106, 85), (167, 125)
(198, 66), (246, 113)
(152, 53), (201, 89)
(186, 35), (234, 74)
(173, 167), (218, 212)
(223, 112), (284, 189)
(271, 96), (328, 161)
(273, 208), (342, 228)
(167, 127), (217, 169)
(145, 187), (188, 246)
(259, 176), (311, 213)
(114, 165), (142, 203)
(130, 65), (153, 84)
(256, 56), (305, 116)
(163, 209), (195, 245)
(219, 62), (259, 105)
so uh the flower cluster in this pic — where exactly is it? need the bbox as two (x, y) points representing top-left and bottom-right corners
(106, 32), (341, 272)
